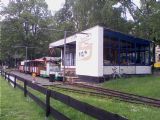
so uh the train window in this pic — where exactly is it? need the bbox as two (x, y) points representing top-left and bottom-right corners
(38, 62), (45, 67)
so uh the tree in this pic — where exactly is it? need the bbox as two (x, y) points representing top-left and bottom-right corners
(54, 0), (133, 33)
(53, 0), (75, 38)
(118, 0), (160, 44)
(0, 0), (54, 66)
(132, 0), (160, 44)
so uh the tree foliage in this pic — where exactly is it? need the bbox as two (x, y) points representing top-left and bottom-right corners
(61, 0), (133, 33)
(0, 0), (160, 66)
(0, 0), (54, 66)
(57, 0), (159, 44)
(118, 0), (160, 44)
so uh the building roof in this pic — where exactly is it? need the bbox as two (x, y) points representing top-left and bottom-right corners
(49, 34), (76, 48)
(103, 27), (153, 45)
(49, 25), (153, 48)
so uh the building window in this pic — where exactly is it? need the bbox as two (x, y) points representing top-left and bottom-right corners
(62, 46), (76, 66)
(65, 52), (75, 66)
(120, 41), (135, 65)
(103, 37), (151, 66)
(103, 38), (119, 65)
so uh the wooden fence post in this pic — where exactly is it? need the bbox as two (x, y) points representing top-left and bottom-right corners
(14, 76), (17, 88)
(24, 80), (27, 97)
(46, 90), (51, 117)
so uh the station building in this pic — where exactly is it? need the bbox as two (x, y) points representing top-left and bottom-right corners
(49, 25), (154, 82)
(155, 45), (160, 62)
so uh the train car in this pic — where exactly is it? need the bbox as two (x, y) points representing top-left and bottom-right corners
(29, 59), (45, 75)
(19, 61), (24, 72)
(19, 59), (45, 75)
(40, 57), (61, 77)
(18, 57), (61, 76)
(19, 60), (30, 73)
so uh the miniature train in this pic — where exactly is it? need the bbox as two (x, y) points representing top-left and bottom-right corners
(19, 57), (61, 77)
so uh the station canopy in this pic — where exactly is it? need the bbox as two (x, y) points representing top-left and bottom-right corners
(103, 28), (153, 45)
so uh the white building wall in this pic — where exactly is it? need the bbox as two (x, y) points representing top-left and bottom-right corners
(136, 66), (151, 74)
(103, 66), (120, 75)
(103, 66), (136, 75)
(156, 45), (160, 62)
(103, 66), (151, 75)
(120, 66), (136, 74)
(97, 27), (104, 76)
(76, 26), (103, 77)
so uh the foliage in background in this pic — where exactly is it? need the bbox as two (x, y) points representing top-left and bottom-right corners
(0, 0), (54, 66)
(0, 0), (160, 66)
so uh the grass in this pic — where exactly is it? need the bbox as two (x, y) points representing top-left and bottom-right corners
(102, 75), (160, 99)
(51, 88), (160, 120)
(26, 86), (95, 120)
(0, 77), (53, 120)
(0, 77), (95, 120)
(1, 75), (160, 120)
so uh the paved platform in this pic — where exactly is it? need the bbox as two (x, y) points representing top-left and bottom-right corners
(9, 71), (62, 86)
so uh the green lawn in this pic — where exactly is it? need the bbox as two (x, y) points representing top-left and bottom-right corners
(51, 88), (160, 120)
(27, 85), (160, 120)
(26, 86), (96, 120)
(101, 76), (160, 99)
(0, 77), (53, 120)
(0, 77), (95, 120)
(1, 76), (160, 120)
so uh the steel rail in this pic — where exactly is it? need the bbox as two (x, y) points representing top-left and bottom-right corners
(60, 83), (160, 108)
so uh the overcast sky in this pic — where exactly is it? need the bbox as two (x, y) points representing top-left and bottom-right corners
(45, 0), (65, 12)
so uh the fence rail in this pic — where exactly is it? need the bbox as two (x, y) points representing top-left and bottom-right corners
(0, 70), (127, 120)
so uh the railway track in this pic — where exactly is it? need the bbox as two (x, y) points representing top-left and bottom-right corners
(7, 71), (160, 108)
(71, 83), (160, 108)
(50, 85), (108, 97)
(51, 83), (160, 108)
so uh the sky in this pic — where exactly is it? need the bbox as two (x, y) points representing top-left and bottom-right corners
(0, 0), (140, 20)
(134, 0), (140, 8)
(45, 0), (65, 12)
